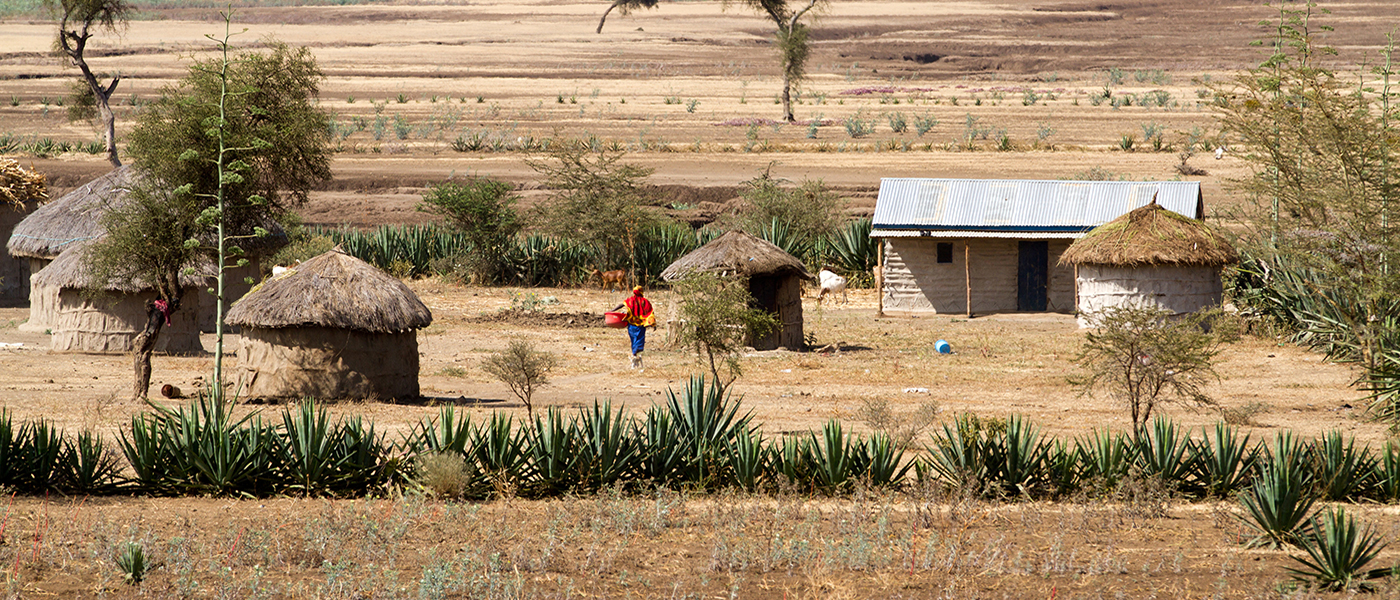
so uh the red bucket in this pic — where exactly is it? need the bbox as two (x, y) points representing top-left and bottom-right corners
(604, 311), (627, 328)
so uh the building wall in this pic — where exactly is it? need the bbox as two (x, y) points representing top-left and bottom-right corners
(881, 238), (1074, 315)
(1075, 265), (1223, 327)
(18, 258), (52, 333)
(50, 288), (204, 354)
(236, 326), (419, 400)
(0, 203), (38, 303)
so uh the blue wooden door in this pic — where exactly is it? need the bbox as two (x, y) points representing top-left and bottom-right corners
(1017, 241), (1048, 311)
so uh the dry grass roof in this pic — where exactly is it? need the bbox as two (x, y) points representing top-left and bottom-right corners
(0, 159), (48, 209)
(6, 166), (288, 259)
(1059, 202), (1237, 267)
(32, 241), (214, 293)
(226, 247), (432, 333)
(7, 166), (132, 259)
(660, 230), (816, 282)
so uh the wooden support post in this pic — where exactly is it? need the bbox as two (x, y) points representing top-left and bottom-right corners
(875, 239), (885, 317)
(964, 240), (972, 318)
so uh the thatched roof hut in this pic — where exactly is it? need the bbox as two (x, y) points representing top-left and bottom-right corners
(0, 159), (48, 303)
(1059, 203), (1237, 327)
(5, 166), (287, 332)
(661, 230), (816, 283)
(661, 230), (814, 351)
(31, 242), (208, 354)
(225, 247), (432, 401)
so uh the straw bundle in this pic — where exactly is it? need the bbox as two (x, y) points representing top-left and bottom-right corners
(0, 159), (47, 208)
(1059, 203), (1237, 268)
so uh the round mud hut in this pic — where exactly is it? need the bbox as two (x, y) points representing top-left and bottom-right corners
(31, 241), (206, 354)
(5, 165), (286, 333)
(6, 166), (134, 331)
(225, 247), (432, 401)
(660, 230), (815, 351)
(0, 159), (49, 304)
(1059, 202), (1237, 327)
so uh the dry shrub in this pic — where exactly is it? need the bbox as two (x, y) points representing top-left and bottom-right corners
(1220, 401), (1269, 426)
(416, 452), (470, 498)
(856, 397), (940, 448)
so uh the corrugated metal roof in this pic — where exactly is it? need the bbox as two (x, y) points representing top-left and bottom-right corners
(872, 179), (1202, 236)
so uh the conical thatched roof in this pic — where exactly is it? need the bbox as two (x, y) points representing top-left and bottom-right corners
(1059, 203), (1237, 267)
(32, 241), (215, 292)
(226, 247), (432, 333)
(6, 165), (288, 259)
(7, 166), (133, 259)
(660, 230), (816, 282)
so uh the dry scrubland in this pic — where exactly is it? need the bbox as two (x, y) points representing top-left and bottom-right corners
(1, 0), (1399, 596)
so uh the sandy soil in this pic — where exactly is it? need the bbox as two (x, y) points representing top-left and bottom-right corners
(1, 3), (1397, 596)
(0, 282), (1375, 446)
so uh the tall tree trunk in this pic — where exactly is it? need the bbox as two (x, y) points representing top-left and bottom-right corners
(596, 0), (623, 34)
(131, 296), (177, 400)
(61, 30), (121, 167)
(781, 72), (795, 122)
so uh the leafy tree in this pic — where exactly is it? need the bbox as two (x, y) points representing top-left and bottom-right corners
(595, 0), (823, 122)
(745, 0), (824, 122)
(46, 0), (132, 167)
(87, 23), (331, 400)
(725, 167), (841, 251)
(482, 339), (558, 420)
(1212, 3), (1400, 421)
(418, 178), (520, 283)
(673, 270), (779, 388)
(1072, 305), (1231, 430)
(530, 148), (663, 280)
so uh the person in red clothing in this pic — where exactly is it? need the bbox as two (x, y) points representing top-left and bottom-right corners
(614, 285), (655, 369)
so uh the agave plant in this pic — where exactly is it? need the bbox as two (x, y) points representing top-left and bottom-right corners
(1133, 417), (1194, 487)
(806, 420), (857, 494)
(1187, 423), (1257, 498)
(860, 431), (912, 489)
(1310, 430), (1378, 502)
(723, 427), (768, 492)
(526, 407), (586, 496)
(574, 401), (638, 491)
(1077, 429), (1136, 493)
(63, 430), (123, 495)
(471, 412), (529, 495)
(119, 396), (277, 497)
(822, 218), (876, 280)
(1375, 442), (1400, 503)
(984, 415), (1049, 497)
(923, 419), (988, 492)
(1287, 507), (1393, 591)
(1044, 440), (1081, 496)
(1239, 433), (1318, 549)
(646, 376), (753, 489)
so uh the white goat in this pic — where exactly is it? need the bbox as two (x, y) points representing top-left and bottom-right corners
(817, 268), (848, 305)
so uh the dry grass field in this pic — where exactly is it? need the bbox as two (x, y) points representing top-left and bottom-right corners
(2, 0), (1400, 596)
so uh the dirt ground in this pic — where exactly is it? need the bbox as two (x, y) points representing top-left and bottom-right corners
(3, 1), (1399, 596)
(0, 283), (1376, 445)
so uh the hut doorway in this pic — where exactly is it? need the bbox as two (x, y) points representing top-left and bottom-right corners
(747, 275), (780, 350)
(1017, 241), (1048, 311)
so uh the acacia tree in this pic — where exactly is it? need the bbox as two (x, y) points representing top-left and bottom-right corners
(46, 0), (131, 167)
(595, 0), (658, 34)
(596, 0), (822, 122)
(1072, 305), (1230, 430)
(744, 0), (822, 122)
(1212, 3), (1400, 419)
(673, 270), (779, 388)
(87, 24), (331, 400)
(530, 148), (662, 282)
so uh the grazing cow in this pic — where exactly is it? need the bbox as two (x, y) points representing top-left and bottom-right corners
(589, 268), (628, 291)
(817, 267), (848, 305)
